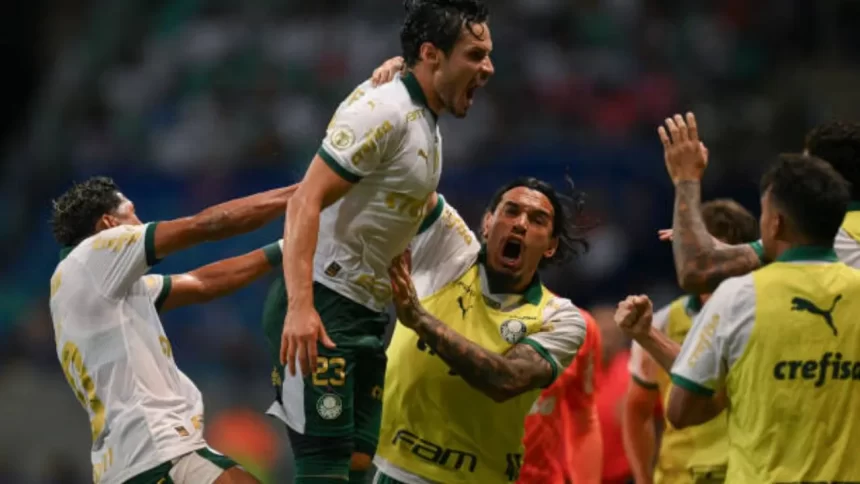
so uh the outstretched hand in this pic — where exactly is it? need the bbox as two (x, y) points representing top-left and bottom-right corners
(615, 295), (654, 339)
(658, 112), (709, 185)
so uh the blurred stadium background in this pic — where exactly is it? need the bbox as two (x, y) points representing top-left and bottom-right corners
(2, 0), (859, 482)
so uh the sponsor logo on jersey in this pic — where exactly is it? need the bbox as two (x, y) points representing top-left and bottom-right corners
(317, 393), (343, 420)
(790, 294), (842, 336)
(324, 261), (342, 277)
(330, 126), (356, 151)
(174, 426), (189, 437)
(773, 351), (860, 386)
(500, 320), (527, 344)
(391, 428), (478, 472)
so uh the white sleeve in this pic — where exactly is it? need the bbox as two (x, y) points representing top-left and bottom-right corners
(318, 85), (404, 182)
(140, 274), (172, 311)
(78, 223), (160, 298)
(410, 196), (481, 298)
(522, 298), (587, 382)
(628, 303), (672, 387)
(670, 275), (756, 396)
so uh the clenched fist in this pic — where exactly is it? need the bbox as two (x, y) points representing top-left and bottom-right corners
(614, 295), (654, 338)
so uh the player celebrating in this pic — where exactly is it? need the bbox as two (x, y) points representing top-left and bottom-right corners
(520, 308), (603, 484)
(264, 0), (494, 481)
(617, 153), (860, 482)
(49, 177), (295, 484)
(376, 177), (589, 483)
(623, 200), (758, 484)
(661, 117), (860, 291)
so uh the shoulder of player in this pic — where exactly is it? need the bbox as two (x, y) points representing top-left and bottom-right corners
(540, 295), (586, 332)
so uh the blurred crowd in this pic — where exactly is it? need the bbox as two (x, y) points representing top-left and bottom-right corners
(2, 0), (860, 481)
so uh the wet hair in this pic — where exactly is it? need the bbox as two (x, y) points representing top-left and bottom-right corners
(485, 175), (595, 267)
(760, 153), (850, 246)
(400, 0), (489, 67)
(701, 199), (759, 245)
(50, 176), (123, 247)
(805, 121), (860, 201)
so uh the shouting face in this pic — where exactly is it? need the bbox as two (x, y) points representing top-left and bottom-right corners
(432, 22), (494, 118)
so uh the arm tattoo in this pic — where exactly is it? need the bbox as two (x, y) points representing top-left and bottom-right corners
(673, 181), (761, 294)
(410, 309), (553, 402)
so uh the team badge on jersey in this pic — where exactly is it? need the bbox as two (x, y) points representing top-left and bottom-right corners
(500, 319), (527, 344)
(324, 261), (342, 277)
(317, 393), (343, 420)
(330, 127), (356, 151)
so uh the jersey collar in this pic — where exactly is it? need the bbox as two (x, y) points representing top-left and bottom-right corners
(848, 201), (860, 212)
(59, 246), (74, 261)
(775, 245), (838, 263)
(400, 72), (438, 123)
(477, 245), (543, 308)
(685, 294), (702, 315)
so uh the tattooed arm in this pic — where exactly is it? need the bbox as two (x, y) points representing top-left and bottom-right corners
(672, 180), (762, 294)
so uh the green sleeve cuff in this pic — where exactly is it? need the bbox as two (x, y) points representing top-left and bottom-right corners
(632, 374), (659, 391)
(417, 194), (445, 235)
(520, 338), (559, 387)
(144, 222), (161, 267)
(670, 373), (715, 397)
(749, 240), (765, 263)
(262, 241), (283, 267)
(318, 147), (363, 183)
(154, 275), (172, 312)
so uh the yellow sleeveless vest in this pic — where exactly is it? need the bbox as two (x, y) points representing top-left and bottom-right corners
(841, 205), (860, 242)
(726, 247), (860, 482)
(377, 264), (553, 483)
(654, 297), (728, 484)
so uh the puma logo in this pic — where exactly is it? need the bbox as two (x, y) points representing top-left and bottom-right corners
(418, 149), (429, 161)
(457, 295), (471, 318)
(791, 294), (842, 336)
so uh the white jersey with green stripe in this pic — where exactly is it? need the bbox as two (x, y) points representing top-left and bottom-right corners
(49, 223), (206, 484)
(314, 72), (443, 312)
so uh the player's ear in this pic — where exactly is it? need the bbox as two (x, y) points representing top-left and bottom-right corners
(96, 213), (119, 232)
(543, 236), (558, 260)
(420, 42), (441, 68)
(481, 211), (492, 240)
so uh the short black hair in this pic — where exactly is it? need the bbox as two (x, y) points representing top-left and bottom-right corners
(701, 199), (759, 245)
(486, 175), (595, 268)
(400, 0), (489, 67)
(760, 154), (850, 246)
(51, 176), (123, 247)
(805, 121), (860, 201)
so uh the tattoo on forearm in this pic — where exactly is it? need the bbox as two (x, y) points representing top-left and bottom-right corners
(410, 309), (552, 400)
(673, 181), (760, 293)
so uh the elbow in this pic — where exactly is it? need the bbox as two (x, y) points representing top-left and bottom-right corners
(666, 409), (690, 429)
(676, 267), (713, 295)
(488, 389), (516, 403)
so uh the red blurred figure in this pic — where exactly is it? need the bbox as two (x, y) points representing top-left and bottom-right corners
(521, 308), (603, 484)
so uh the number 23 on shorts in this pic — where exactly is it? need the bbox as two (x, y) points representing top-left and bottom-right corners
(313, 356), (347, 386)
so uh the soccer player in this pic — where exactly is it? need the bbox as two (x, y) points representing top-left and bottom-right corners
(660, 116), (860, 291)
(375, 177), (589, 483)
(48, 177), (296, 484)
(617, 153), (860, 482)
(520, 309), (603, 484)
(264, 0), (495, 481)
(623, 200), (758, 484)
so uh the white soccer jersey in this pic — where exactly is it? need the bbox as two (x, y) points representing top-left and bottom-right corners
(49, 223), (206, 484)
(313, 72), (443, 312)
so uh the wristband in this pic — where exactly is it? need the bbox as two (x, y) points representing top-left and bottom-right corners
(263, 240), (283, 266)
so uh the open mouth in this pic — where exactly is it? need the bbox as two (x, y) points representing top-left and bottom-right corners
(466, 84), (477, 102)
(501, 238), (523, 266)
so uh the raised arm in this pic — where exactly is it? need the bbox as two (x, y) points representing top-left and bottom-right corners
(152, 241), (284, 312)
(152, 185), (297, 261)
(659, 113), (762, 294)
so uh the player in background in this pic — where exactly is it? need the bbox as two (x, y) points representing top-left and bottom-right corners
(375, 177), (590, 484)
(48, 177), (296, 484)
(520, 309), (603, 484)
(623, 200), (758, 484)
(660, 117), (860, 291)
(617, 153), (860, 482)
(264, 0), (495, 481)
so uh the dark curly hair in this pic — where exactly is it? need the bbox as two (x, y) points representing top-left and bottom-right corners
(485, 175), (595, 268)
(51, 176), (124, 247)
(701, 199), (759, 245)
(400, 0), (490, 67)
(760, 154), (850, 246)
(805, 121), (860, 201)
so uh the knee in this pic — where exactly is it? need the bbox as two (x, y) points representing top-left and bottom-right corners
(350, 452), (372, 472)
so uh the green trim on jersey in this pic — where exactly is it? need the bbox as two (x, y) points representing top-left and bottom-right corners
(417, 194), (445, 235)
(520, 337), (559, 386)
(318, 147), (363, 183)
(262, 241), (283, 267)
(670, 373), (715, 396)
(631, 374), (659, 391)
(154, 275), (172, 312)
(848, 201), (860, 212)
(775, 246), (838, 263)
(400, 72), (437, 123)
(748, 240), (765, 263)
(59, 246), (73, 261)
(685, 293), (703, 314)
(144, 222), (160, 266)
